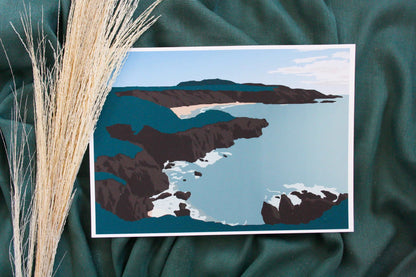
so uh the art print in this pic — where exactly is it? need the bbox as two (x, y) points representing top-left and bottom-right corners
(90, 45), (355, 237)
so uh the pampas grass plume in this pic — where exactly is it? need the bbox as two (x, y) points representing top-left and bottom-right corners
(8, 1), (162, 276)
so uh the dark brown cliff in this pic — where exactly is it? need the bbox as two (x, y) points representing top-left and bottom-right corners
(261, 190), (348, 225)
(95, 117), (269, 221)
(105, 117), (269, 166)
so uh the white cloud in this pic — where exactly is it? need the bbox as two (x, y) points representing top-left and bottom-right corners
(293, 56), (327, 64)
(268, 58), (350, 87)
(332, 51), (350, 60)
(295, 47), (336, 52)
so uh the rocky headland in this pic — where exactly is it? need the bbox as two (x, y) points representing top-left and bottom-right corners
(106, 117), (268, 166)
(95, 117), (269, 221)
(261, 190), (348, 225)
(116, 80), (341, 108)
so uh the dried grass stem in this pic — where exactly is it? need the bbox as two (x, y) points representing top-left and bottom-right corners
(9, 1), (161, 276)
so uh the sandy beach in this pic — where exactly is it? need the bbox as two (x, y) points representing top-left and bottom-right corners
(171, 102), (255, 118)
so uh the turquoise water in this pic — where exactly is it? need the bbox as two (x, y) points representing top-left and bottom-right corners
(168, 98), (349, 225)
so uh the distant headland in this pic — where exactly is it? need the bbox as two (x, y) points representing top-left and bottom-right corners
(117, 78), (342, 108)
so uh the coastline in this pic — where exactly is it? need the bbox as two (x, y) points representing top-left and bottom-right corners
(170, 102), (255, 117)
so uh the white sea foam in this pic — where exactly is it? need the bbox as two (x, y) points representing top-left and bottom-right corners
(194, 150), (232, 168)
(151, 193), (210, 221)
(155, 157), (223, 222)
(158, 148), (236, 223)
(267, 192), (301, 207)
(150, 185), (209, 221)
(283, 183), (338, 198)
(267, 183), (340, 208)
(268, 194), (282, 208)
(195, 151), (222, 168)
(287, 194), (302, 205)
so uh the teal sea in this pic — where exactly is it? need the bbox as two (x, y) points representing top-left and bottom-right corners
(94, 89), (351, 235)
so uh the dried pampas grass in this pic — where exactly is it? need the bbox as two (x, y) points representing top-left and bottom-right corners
(7, 92), (36, 277)
(9, 1), (162, 276)
(1, 38), (36, 277)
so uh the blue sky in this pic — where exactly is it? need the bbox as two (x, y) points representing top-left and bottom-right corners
(113, 45), (355, 95)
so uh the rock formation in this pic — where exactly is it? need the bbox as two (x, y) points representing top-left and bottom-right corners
(95, 117), (268, 221)
(261, 190), (348, 225)
(117, 85), (341, 108)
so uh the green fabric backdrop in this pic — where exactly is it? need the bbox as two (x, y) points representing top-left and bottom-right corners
(1, 0), (415, 276)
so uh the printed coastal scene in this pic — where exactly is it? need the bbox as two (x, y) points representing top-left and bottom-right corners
(91, 46), (355, 236)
